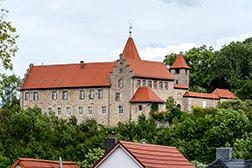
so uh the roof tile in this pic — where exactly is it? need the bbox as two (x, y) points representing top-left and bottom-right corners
(130, 87), (165, 103)
(170, 54), (191, 69)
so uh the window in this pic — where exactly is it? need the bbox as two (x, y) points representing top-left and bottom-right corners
(98, 89), (103, 99)
(80, 90), (85, 100)
(137, 80), (141, 87)
(33, 92), (38, 101)
(139, 105), (142, 111)
(148, 81), (152, 88)
(89, 90), (94, 99)
(175, 69), (180, 74)
(143, 80), (146, 87)
(165, 82), (168, 90)
(57, 107), (61, 116)
(48, 108), (52, 115)
(119, 106), (123, 115)
(202, 101), (207, 108)
(120, 68), (122, 73)
(62, 91), (68, 100)
(88, 106), (92, 115)
(118, 79), (123, 88)
(102, 106), (106, 115)
(66, 107), (71, 116)
(25, 92), (30, 101)
(159, 81), (163, 89)
(52, 91), (57, 100)
(185, 69), (187, 75)
(154, 81), (157, 89)
(79, 107), (83, 115)
(115, 92), (120, 101)
(176, 80), (178, 84)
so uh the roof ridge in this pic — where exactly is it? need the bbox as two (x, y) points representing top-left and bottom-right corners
(18, 158), (76, 164)
(120, 141), (176, 149)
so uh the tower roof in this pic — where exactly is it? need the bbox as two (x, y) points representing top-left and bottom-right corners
(170, 54), (191, 69)
(122, 37), (141, 60)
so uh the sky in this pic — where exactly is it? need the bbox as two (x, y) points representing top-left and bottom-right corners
(3, 0), (252, 77)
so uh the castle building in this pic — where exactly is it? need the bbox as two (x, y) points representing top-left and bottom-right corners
(20, 35), (237, 126)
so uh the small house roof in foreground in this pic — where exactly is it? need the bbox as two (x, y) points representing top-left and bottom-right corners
(130, 87), (165, 103)
(11, 158), (79, 168)
(169, 54), (191, 69)
(93, 141), (194, 168)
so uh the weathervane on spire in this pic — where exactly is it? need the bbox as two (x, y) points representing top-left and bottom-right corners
(129, 22), (133, 37)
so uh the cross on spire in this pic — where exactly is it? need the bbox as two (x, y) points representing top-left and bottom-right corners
(129, 22), (133, 37)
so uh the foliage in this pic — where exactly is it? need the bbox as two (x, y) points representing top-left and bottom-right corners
(166, 96), (176, 112)
(150, 102), (159, 113)
(0, 5), (19, 71)
(0, 74), (20, 108)
(77, 148), (104, 168)
(163, 38), (252, 99)
(191, 160), (207, 168)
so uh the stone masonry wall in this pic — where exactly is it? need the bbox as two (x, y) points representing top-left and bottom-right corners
(21, 87), (110, 125)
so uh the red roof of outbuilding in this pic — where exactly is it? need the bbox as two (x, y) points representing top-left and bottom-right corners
(174, 84), (189, 89)
(130, 87), (165, 103)
(211, 88), (237, 99)
(93, 141), (194, 168)
(170, 54), (191, 69)
(11, 158), (79, 168)
(122, 37), (141, 60)
(183, 91), (219, 99)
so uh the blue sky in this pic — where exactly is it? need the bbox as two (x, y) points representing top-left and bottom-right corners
(3, 0), (252, 77)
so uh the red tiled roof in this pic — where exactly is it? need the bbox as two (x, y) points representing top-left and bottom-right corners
(122, 37), (141, 60)
(21, 62), (115, 90)
(22, 37), (173, 90)
(183, 91), (219, 99)
(211, 88), (237, 99)
(127, 59), (174, 80)
(174, 84), (189, 89)
(93, 141), (194, 168)
(130, 87), (165, 103)
(11, 158), (79, 168)
(170, 54), (191, 69)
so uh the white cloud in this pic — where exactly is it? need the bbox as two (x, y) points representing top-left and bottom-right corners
(214, 32), (252, 50)
(110, 43), (198, 62)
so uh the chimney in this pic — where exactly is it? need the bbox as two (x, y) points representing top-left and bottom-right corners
(105, 137), (118, 153)
(80, 61), (84, 70)
(216, 148), (232, 161)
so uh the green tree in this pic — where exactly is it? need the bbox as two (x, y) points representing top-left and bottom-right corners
(0, 74), (20, 109)
(0, 5), (18, 71)
(77, 148), (104, 168)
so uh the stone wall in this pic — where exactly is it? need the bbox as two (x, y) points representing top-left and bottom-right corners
(170, 69), (189, 87)
(108, 55), (134, 126)
(21, 87), (110, 125)
(183, 97), (219, 113)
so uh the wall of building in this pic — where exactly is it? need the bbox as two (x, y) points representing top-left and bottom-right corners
(170, 69), (189, 87)
(21, 87), (110, 125)
(183, 97), (219, 113)
(109, 56), (134, 126)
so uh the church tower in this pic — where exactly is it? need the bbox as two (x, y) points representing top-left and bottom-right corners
(170, 54), (191, 87)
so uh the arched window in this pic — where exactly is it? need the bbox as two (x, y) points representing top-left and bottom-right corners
(176, 104), (181, 110)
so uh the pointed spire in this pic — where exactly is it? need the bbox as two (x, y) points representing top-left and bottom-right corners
(170, 54), (191, 69)
(122, 37), (141, 60)
(129, 22), (133, 37)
